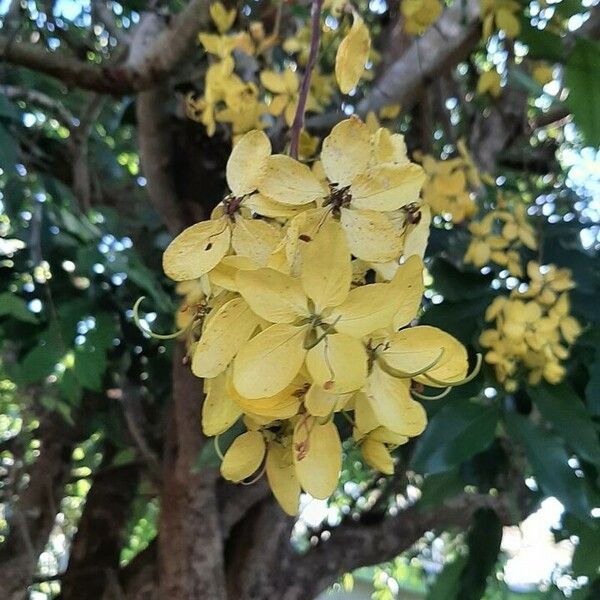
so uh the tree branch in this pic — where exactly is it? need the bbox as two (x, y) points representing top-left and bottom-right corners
(284, 489), (527, 599)
(136, 86), (193, 235)
(0, 84), (77, 126)
(0, 0), (210, 94)
(289, 0), (323, 158)
(307, 0), (481, 131)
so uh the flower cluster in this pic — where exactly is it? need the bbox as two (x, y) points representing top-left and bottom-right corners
(185, 2), (375, 142)
(417, 141), (482, 223)
(464, 202), (537, 276)
(480, 262), (582, 391)
(162, 117), (472, 514)
(480, 0), (521, 41)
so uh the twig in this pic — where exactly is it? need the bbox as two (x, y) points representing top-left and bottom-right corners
(289, 0), (323, 159)
(0, 84), (77, 126)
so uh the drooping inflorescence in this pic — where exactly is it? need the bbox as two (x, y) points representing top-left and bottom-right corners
(161, 116), (475, 514)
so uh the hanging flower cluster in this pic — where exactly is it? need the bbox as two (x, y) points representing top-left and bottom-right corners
(480, 262), (582, 391)
(464, 201), (537, 277)
(161, 117), (474, 514)
(417, 141), (482, 223)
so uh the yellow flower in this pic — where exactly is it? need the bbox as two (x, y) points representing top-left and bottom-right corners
(477, 70), (502, 97)
(232, 221), (419, 398)
(163, 130), (282, 283)
(480, 0), (521, 40)
(533, 63), (554, 86)
(480, 260), (582, 390)
(258, 117), (425, 264)
(209, 2), (237, 34)
(260, 68), (320, 126)
(402, 0), (443, 36)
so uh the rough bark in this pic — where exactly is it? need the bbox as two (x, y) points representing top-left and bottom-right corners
(60, 462), (141, 600)
(157, 343), (227, 599)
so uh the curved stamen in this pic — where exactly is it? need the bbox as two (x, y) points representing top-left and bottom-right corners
(133, 297), (189, 340)
(421, 353), (483, 388)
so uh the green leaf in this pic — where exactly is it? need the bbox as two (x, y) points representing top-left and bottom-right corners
(554, 0), (585, 19)
(420, 295), (492, 346)
(457, 509), (503, 600)
(505, 413), (593, 521)
(570, 518), (600, 578)
(418, 469), (464, 510)
(18, 323), (64, 385)
(73, 313), (118, 391)
(411, 399), (499, 475)
(586, 356), (600, 416)
(519, 20), (565, 63)
(429, 259), (493, 302)
(566, 39), (600, 147)
(428, 553), (469, 600)
(0, 293), (38, 323)
(0, 95), (19, 120)
(529, 382), (600, 465)
(0, 123), (17, 171)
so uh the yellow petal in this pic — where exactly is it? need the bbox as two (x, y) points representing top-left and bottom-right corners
(202, 373), (242, 436)
(366, 363), (427, 436)
(380, 326), (446, 375)
(236, 267), (308, 323)
(233, 323), (308, 398)
(229, 377), (302, 419)
(321, 117), (371, 186)
(300, 219), (351, 310)
(354, 391), (380, 435)
(192, 297), (260, 378)
(306, 333), (367, 393)
(293, 419), (341, 499)
(259, 70), (287, 94)
(210, 2), (237, 34)
(305, 385), (352, 417)
(390, 255), (424, 328)
(226, 130), (271, 196)
(340, 207), (403, 262)
(231, 217), (281, 266)
(372, 128), (408, 165)
(496, 8), (520, 38)
(414, 327), (469, 387)
(329, 282), (401, 338)
(335, 12), (371, 94)
(266, 442), (300, 515)
(361, 439), (394, 474)
(245, 193), (307, 218)
(220, 430), (266, 482)
(403, 204), (431, 259)
(163, 218), (230, 281)
(209, 255), (258, 291)
(351, 164), (426, 211)
(259, 155), (326, 205)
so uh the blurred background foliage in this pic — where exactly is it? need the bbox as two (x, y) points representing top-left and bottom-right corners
(0, 0), (599, 599)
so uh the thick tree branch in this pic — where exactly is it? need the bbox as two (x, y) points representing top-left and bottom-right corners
(136, 86), (194, 235)
(61, 460), (140, 600)
(157, 343), (227, 599)
(0, 0), (209, 94)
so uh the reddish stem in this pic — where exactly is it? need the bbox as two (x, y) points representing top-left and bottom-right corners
(289, 0), (323, 159)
